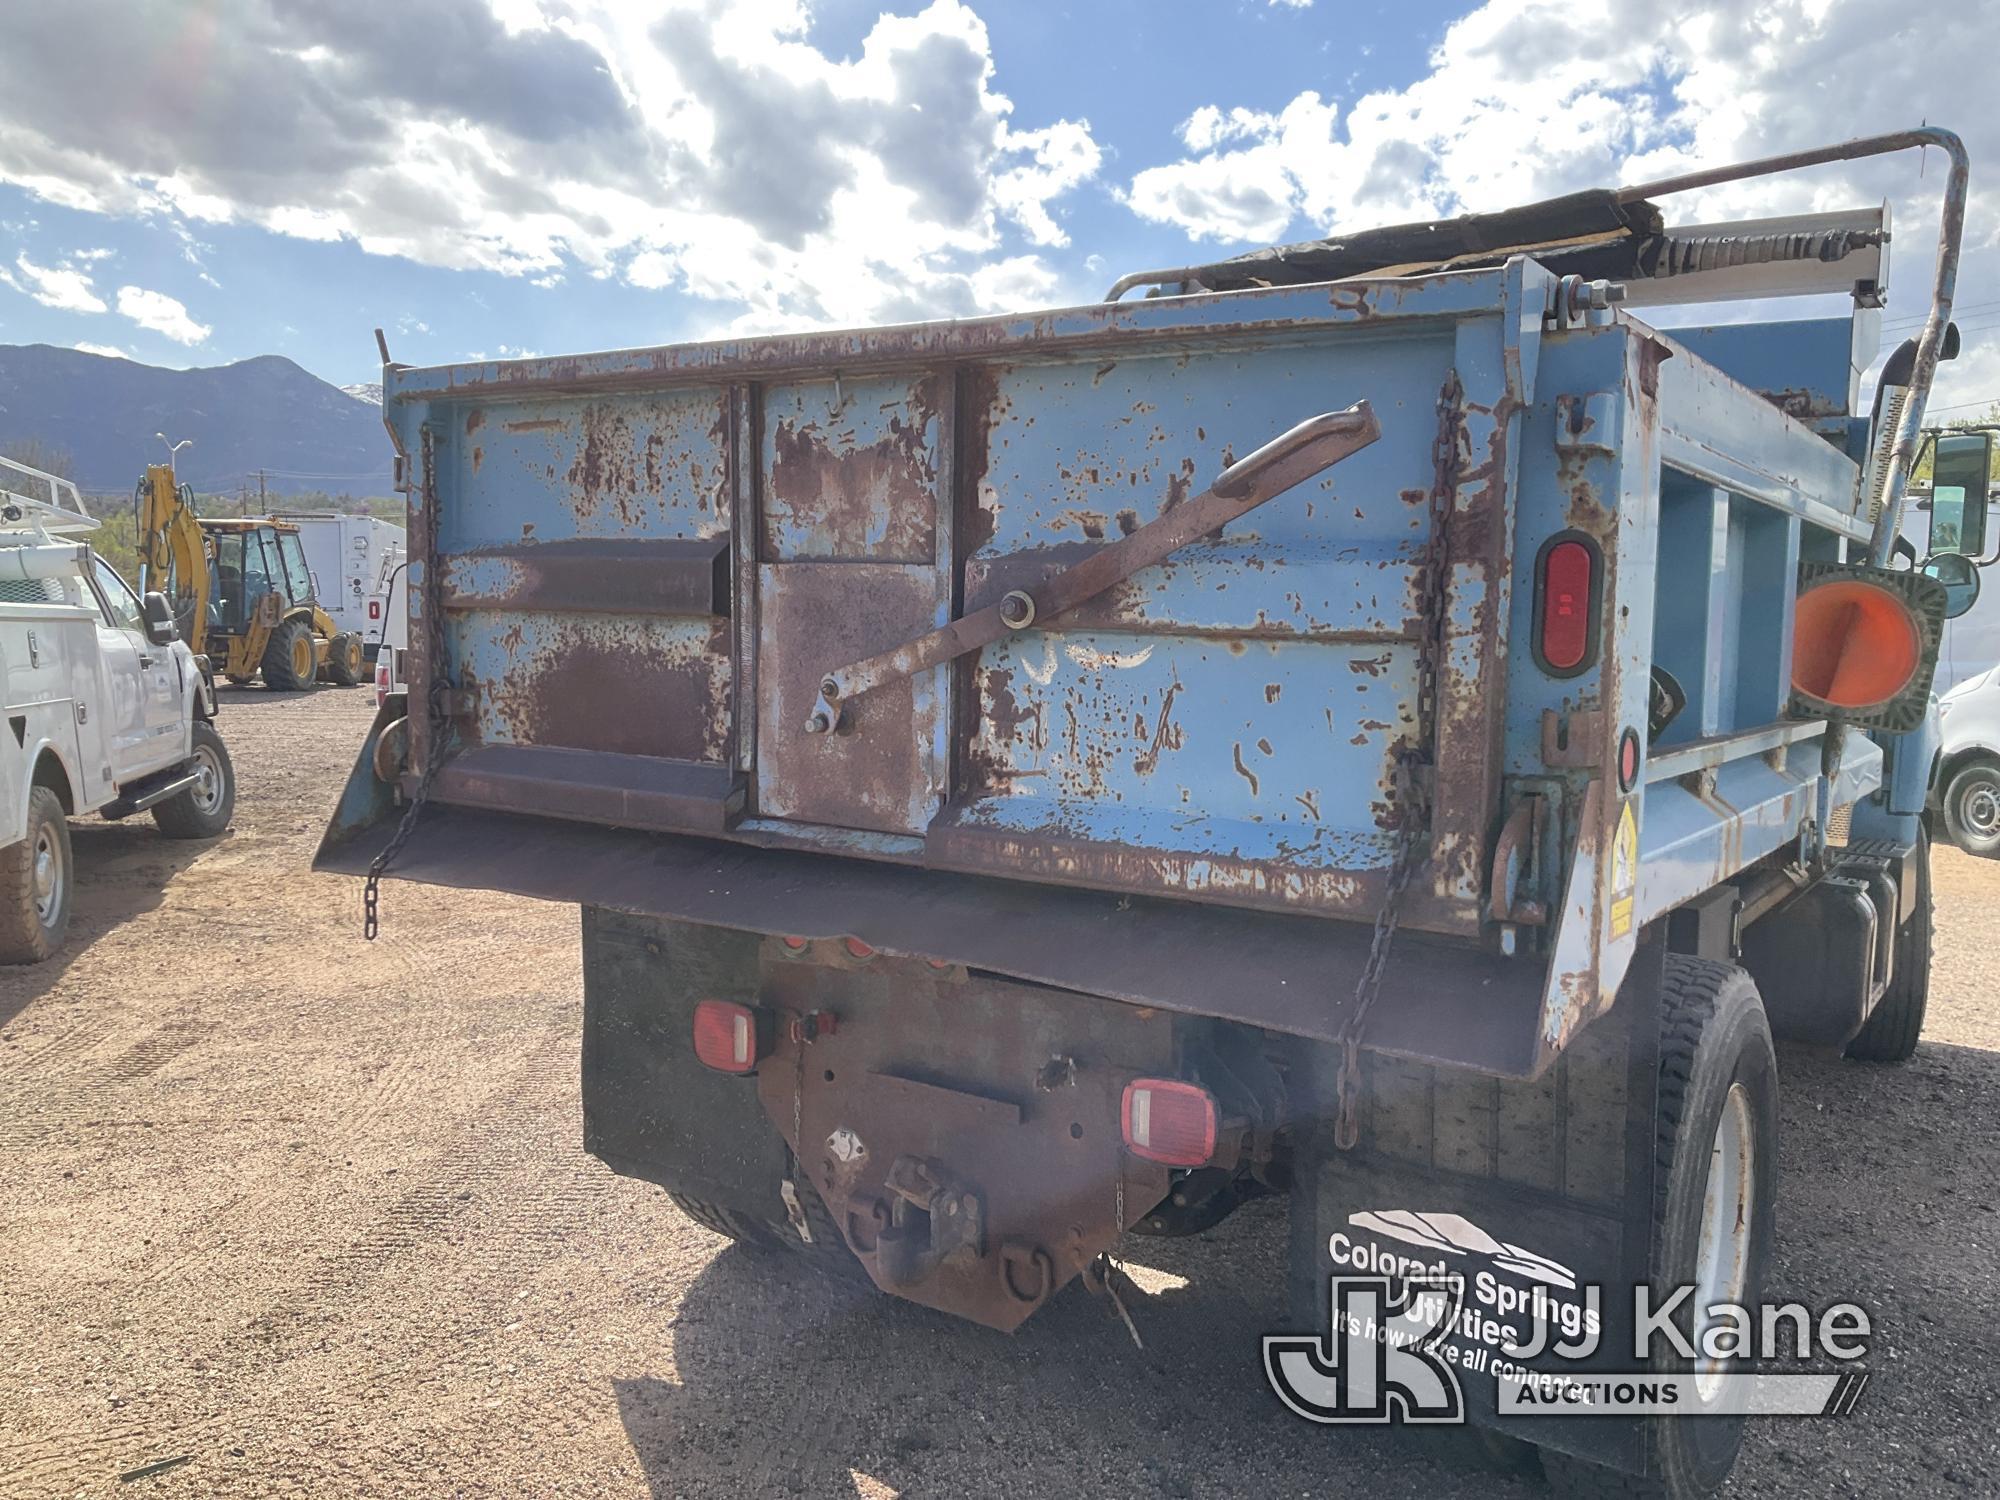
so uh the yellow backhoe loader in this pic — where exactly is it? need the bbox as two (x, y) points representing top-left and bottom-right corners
(136, 465), (366, 690)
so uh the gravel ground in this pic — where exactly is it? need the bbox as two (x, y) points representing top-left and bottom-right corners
(1, 687), (1996, 1498)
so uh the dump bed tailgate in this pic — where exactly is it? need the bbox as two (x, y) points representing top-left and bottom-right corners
(387, 266), (1543, 936)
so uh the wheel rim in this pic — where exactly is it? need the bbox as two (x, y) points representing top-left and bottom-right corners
(189, 743), (224, 815)
(293, 636), (313, 680)
(31, 824), (63, 928)
(1959, 778), (2000, 838)
(1692, 1082), (1755, 1402)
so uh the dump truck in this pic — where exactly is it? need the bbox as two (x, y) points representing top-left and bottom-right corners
(318, 129), (1976, 1498)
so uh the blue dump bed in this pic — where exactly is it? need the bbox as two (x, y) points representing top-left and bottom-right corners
(340, 254), (1890, 1074)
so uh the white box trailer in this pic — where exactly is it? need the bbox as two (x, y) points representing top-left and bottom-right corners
(272, 512), (406, 660)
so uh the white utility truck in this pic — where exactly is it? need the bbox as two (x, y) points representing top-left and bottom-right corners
(272, 511), (406, 662)
(0, 457), (236, 962)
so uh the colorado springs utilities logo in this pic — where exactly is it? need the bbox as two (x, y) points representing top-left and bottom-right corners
(1265, 1211), (1873, 1422)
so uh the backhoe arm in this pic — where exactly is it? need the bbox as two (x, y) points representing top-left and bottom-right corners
(137, 464), (212, 656)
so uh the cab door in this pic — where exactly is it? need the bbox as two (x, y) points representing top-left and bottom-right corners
(89, 557), (184, 779)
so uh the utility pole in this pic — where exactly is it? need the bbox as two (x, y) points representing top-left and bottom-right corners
(256, 468), (266, 516)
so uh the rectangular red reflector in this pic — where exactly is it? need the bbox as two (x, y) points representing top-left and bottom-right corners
(1540, 538), (1595, 672)
(1121, 1079), (1217, 1166)
(692, 999), (758, 1073)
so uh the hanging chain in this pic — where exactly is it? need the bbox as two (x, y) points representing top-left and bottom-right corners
(364, 424), (456, 940)
(1333, 371), (1462, 1150)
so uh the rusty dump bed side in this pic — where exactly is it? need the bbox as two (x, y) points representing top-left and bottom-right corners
(377, 265), (1548, 942)
(329, 241), (1894, 1073)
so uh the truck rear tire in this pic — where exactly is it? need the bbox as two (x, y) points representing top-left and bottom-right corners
(325, 631), (365, 686)
(669, 1169), (867, 1282)
(1940, 759), (2000, 857)
(1845, 831), (1931, 1063)
(668, 1192), (781, 1246)
(263, 618), (317, 691)
(151, 722), (237, 840)
(0, 786), (72, 964)
(1543, 957), (1778, 1500)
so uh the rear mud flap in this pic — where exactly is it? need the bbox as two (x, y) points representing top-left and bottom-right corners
(1286, 942), (1665, 1474)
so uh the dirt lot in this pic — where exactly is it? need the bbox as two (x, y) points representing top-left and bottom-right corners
(1, 687), (1996, 1498)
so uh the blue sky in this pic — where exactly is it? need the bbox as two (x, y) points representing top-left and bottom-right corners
(0, 0), (1994, 410)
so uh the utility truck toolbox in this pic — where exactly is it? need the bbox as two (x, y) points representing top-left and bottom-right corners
(320, 128), (1975, 1499)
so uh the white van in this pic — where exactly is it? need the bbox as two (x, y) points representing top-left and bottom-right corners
(0, 457), (236, 961)
(272, 512), (407, 661)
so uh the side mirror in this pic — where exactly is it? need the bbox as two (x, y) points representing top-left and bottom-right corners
(141, 590), (178, 646)
(1927, 431), (1993, 558)
(1922, 551), (1982, 620)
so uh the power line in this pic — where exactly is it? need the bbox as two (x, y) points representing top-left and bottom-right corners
(1926, 395), (2000, 414)
(1880, 299), (2000, 330)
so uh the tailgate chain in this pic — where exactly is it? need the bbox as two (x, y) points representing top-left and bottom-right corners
(364, 424), (458, 940)
(1333, 370), (1461, 1150)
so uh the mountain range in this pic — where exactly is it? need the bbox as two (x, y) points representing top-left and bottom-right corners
(0, 344), (394, 497)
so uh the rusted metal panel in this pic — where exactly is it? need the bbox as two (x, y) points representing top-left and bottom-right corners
(755, 563), (945, 834)
(439, 537), (729, 616)
(806, 405), (1380, 731)
(937, 627), (1419, 916)
(452, 608), (732, 764)
(760, 371), (948, 563)
(448, 388), (730, 544)
(934, 326), (1482, 926)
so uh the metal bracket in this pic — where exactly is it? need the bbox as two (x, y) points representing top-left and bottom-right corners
(805, 402), (1381, 735)
(1541, 707), (1607, 769)
(1554, 391), (1620, 454)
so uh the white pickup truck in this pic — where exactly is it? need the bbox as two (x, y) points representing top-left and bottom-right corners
(0, 457), (237, 962)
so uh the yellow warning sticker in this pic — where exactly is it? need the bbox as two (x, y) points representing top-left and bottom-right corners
(1608, 799), (1639, 939)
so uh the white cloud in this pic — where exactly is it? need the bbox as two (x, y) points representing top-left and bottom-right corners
(1121, 0), (2000, 412)
(1124, 0), (2000, 247)
(5, 252), (108, 312)
(0, 0), (1102, 331)
(72, 340), (126, 357)
(116, 285), (210, 345)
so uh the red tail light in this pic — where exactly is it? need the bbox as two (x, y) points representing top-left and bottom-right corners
(1535, 533), (1599, 676)
(1121, 1079), (1218, 1166)
(692, 999), (760, 1073)
(374, 659), (391, 708)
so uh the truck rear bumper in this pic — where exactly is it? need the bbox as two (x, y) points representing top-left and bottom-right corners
(317, 792), (1546, 1077)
